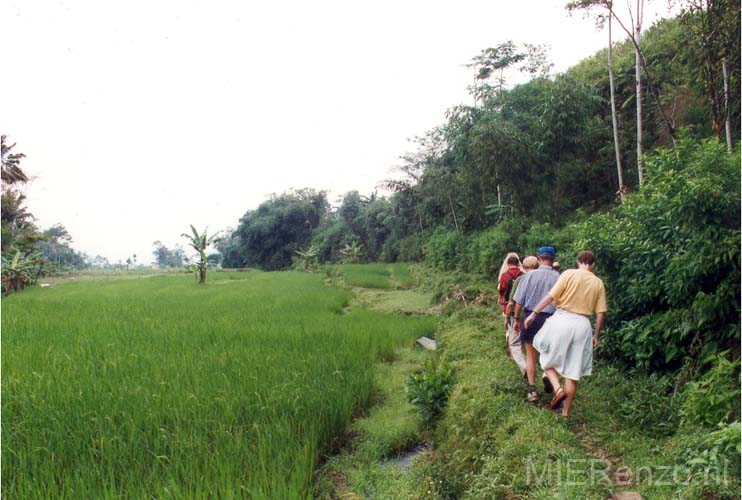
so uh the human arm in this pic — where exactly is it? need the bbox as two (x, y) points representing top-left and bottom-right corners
(505, 298), (516, 331)
(593, 312), (605, 347)
(505, 299), (516, 318)
(513, 302), (524, 332)
(523, 295), (555, 329)
(593, 280), (607, 347)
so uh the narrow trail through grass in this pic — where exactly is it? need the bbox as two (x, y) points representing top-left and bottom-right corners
(569, 423), (636, 491)
(517, 368), (640, 495)
(527, 392), (641, 497)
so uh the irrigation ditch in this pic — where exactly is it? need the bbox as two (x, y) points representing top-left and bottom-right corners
(314, 268), (442, 499)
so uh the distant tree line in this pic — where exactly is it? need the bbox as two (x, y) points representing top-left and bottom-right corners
(218, 7), (739, 272)
(152, 241), (187, 269)
(1, 135), (155, 286)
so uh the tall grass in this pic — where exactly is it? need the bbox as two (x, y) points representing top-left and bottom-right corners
(2, 271), (436, 498)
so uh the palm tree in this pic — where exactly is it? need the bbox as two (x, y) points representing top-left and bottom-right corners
(1, 135), (29, 187)
(181, 225), (221, 284)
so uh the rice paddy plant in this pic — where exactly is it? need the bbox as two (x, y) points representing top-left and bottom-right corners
(389, 263), (415, 288)
(2, 271), (437, 499)
(329, 263), (415, 289)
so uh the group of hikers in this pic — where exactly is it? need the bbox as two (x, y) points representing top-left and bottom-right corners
(496, 247), (607, 419)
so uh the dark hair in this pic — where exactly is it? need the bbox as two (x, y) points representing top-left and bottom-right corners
(507, 255), (520, 266)
(577, 251), (596, 265)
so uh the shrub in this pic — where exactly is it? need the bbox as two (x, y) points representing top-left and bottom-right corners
(406, 358), (454, 426)
(680, 352), (741, 428)
(424, 226), (520, 276)
(313, 219), (352, 263)
(677, 421), (741, 497)
(423, 228), (466, 271)
(293, 245), (320, 271)
(396, 232), (428, 262)
(517, 222), (578, 265)
(465, 227), (514, 277)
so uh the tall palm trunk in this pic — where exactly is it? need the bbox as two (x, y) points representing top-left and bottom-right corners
(635, 0), (644, 185)
(447, 192), (460, 233)
(608, 14), (625, 202)
(605, 2), (676, 145)
(722, 58), (733, 152)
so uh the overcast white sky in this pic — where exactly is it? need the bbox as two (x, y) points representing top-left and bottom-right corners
(3, 0), (675, 264)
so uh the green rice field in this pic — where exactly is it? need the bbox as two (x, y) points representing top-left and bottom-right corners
(325, 263), (416, 289)
(2, 268), (436, 499)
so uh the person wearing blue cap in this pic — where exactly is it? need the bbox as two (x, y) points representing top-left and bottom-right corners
(513, 246), (560, 403)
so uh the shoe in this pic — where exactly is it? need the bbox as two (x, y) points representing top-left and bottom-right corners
(542, 375), (554, 394)
(527, 385), (538, 403)
(548, 387), (567, 410)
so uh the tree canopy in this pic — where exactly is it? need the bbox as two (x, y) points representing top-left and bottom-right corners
(233, 189), (329, 270)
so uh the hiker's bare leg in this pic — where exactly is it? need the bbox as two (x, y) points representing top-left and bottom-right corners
(544, 367), (561, 392)
(508, 327), (527, 375)
(562, 378), (578, 416)
(525, 343), (538, 386)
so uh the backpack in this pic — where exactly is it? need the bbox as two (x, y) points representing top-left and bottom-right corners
(501, 269), (520, 302)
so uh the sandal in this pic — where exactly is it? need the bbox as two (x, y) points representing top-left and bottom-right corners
(548, 387), (566, 410)
(527, 385), (538, 403)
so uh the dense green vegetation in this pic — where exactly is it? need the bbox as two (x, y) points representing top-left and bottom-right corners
(423, 138), (741, 377)
(1, 269), (436, 498)
(218, 189), (328, 270)
(574, 138), (740, 375)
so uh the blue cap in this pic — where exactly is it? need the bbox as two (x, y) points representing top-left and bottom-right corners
(537, 246), (556, 258)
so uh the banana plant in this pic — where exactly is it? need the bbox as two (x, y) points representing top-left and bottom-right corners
(181, 225), (221, 284)
(1, 250), (43, 294)
(340, 241), (362, 264)
(294, 245), (319, 271)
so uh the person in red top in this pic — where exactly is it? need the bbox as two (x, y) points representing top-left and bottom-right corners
(498, 253), (523, 331)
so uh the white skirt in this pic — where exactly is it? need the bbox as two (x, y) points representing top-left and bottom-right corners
(532, 309), (593, 380)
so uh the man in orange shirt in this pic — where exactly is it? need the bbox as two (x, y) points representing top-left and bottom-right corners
(525, 251), (607, 418)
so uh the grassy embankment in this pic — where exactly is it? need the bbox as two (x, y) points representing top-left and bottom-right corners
(396, 268), (740, 499)
(320, 266), (740, 499)
(2, 268), (436, 498)
(317, 266), (610, 499)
